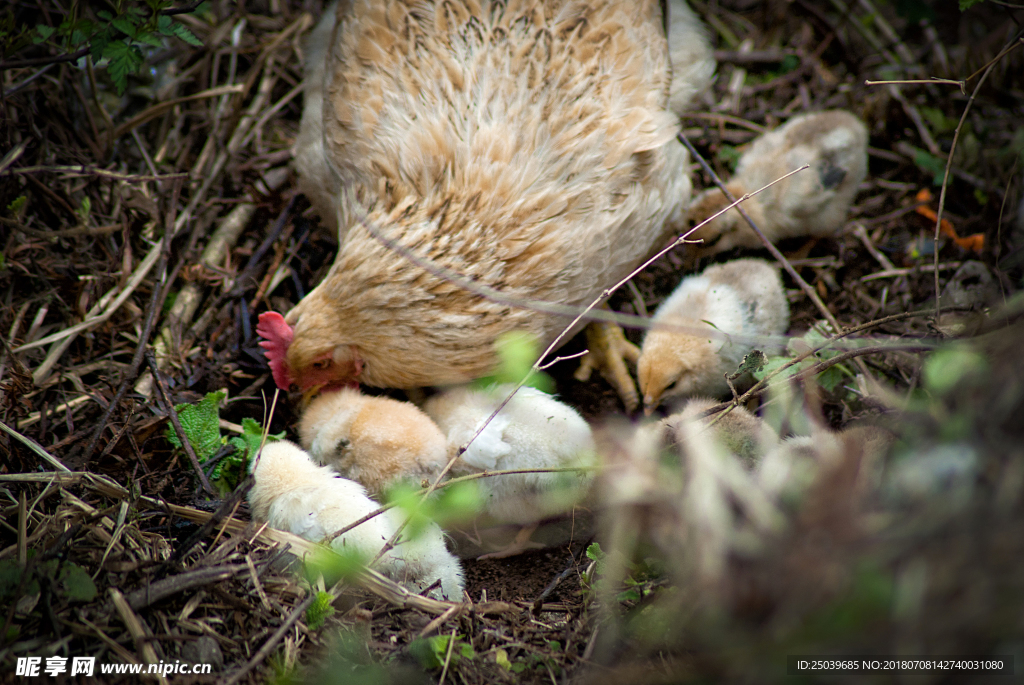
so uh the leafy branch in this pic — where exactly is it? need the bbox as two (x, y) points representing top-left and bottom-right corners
(0, 1), (204, 93)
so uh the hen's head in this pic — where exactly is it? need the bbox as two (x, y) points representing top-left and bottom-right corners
(257, 311), (362, 392)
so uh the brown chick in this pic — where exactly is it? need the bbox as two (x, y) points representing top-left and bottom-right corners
(260, 0), (715, 395)
(297, 388), (448, 497)
(686, 110), (868, 258)
(637, 258), (789, 413)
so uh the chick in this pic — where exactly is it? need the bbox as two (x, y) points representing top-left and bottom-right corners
(248, 440), (464, 600)
(663, 397), (779, 468)
(637, 258), (789, 413)
(298, 388), (448, 498)
(423, 384), (596, 558)
(686, 110), (868, 257)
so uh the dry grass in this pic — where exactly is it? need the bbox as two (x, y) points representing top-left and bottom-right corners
(1, 0), (1023, 683)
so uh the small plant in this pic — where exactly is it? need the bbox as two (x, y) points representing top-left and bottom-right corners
(165, 391), (284, 494)
(408, 633), (476, 670)
(305, 591), (336, 631)
(1, 1), (204, 94)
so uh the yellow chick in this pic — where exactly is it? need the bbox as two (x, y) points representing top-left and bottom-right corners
(423, 384), (596, 558)
(663, 397), (779, 468)
(637, 258), (789, 413)
(298, 388), (448, 497)
(687, 110), (868, 257)
(248, 440), (464, 600)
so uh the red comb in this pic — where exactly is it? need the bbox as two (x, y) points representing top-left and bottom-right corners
(256, 311), (295, 390)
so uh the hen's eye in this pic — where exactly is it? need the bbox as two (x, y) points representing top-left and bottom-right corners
(312, 360), (330, 370)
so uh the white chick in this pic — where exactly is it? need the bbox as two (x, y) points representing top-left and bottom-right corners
(637, 258), (789, 413)
(423, 384), (596, 558)
(663, 397), (779, 468)
(248, 440), (464, 600)
(687, 110), (868, 257)
(298, 388), (448, 497)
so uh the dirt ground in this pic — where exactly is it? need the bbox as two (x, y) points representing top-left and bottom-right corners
(1, 0), (1023, 683)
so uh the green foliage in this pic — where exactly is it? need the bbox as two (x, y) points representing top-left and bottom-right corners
(475, 331), (554, 392)
(752, 323), (855, 396)
(715, 144), (742, 173)
(59, 562), (98, 602)
(923, 346), (989, 396)
(305, 591), (336, 631)
(908, 145), (947, 186)
(0, 559), (27, 600)
(166, 391), (224, 461)
(959, 0), (986, 9)
(165, 391), (284, 493)
(6, 195), (27, 218)
(0, 1), (204, 95)
(0, 557), (96, 605)
(408, 634), (475, 670)
(386, 480), (483, 536)
(304, 546), (372, 587)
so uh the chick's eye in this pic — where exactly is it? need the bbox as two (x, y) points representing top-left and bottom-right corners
(312, 360), (330, 370)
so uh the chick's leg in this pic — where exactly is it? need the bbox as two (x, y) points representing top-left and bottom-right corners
(574, 320), (641, 412)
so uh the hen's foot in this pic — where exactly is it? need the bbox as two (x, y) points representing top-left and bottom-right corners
(476, 525), (543, 560)
(574, 320), (641, 412)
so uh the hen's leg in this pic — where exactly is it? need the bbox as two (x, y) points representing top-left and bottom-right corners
(574, 320), (641, 412)
(476, 524), (543, 560)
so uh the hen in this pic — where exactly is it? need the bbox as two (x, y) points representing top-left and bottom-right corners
(248, 440), (464, 600)
(636, 258), (789, 413)
(686, 110), (868, 258)
(260, 0), (715, 394)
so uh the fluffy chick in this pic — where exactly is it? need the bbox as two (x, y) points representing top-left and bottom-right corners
(423, 384), (595, 557)
(248, 440), (464, 600)
(298, 388), (448, 497)
(663, 398), (779, 468)
(637, 258), (789, 413)
(686, 110), (868, 257)
(260, 0), (715, 394)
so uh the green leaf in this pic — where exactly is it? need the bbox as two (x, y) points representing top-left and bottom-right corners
(910, 145), (946, 186)
(730, 349), (767, 378)
(474, 330), (554, 392)
(59, 563), (97, 602)
(6, 195), (27, 217)
(34, 24), (56, 43)
(408, 635), (451, 669)
(0, 559), (23, 599)
(585, 541), (604, 563)
(169, 21), (203, 46)
(959, 0), (986, 9)
(923, 347), (988, 395)
(102, 39), (144, 94)
(495, 648), (511, 671)
(305, 591), (336, 630)
(110, 15), (139, 38)
(165, 391), (225, 461)
(715, 144), (742, 172)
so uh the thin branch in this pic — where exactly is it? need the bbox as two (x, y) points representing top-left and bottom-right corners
(0, 47), (89, 71)
(145, 352), (215, 496)
(932, 30), (1024, 318)
(865, 78), (965, 94)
